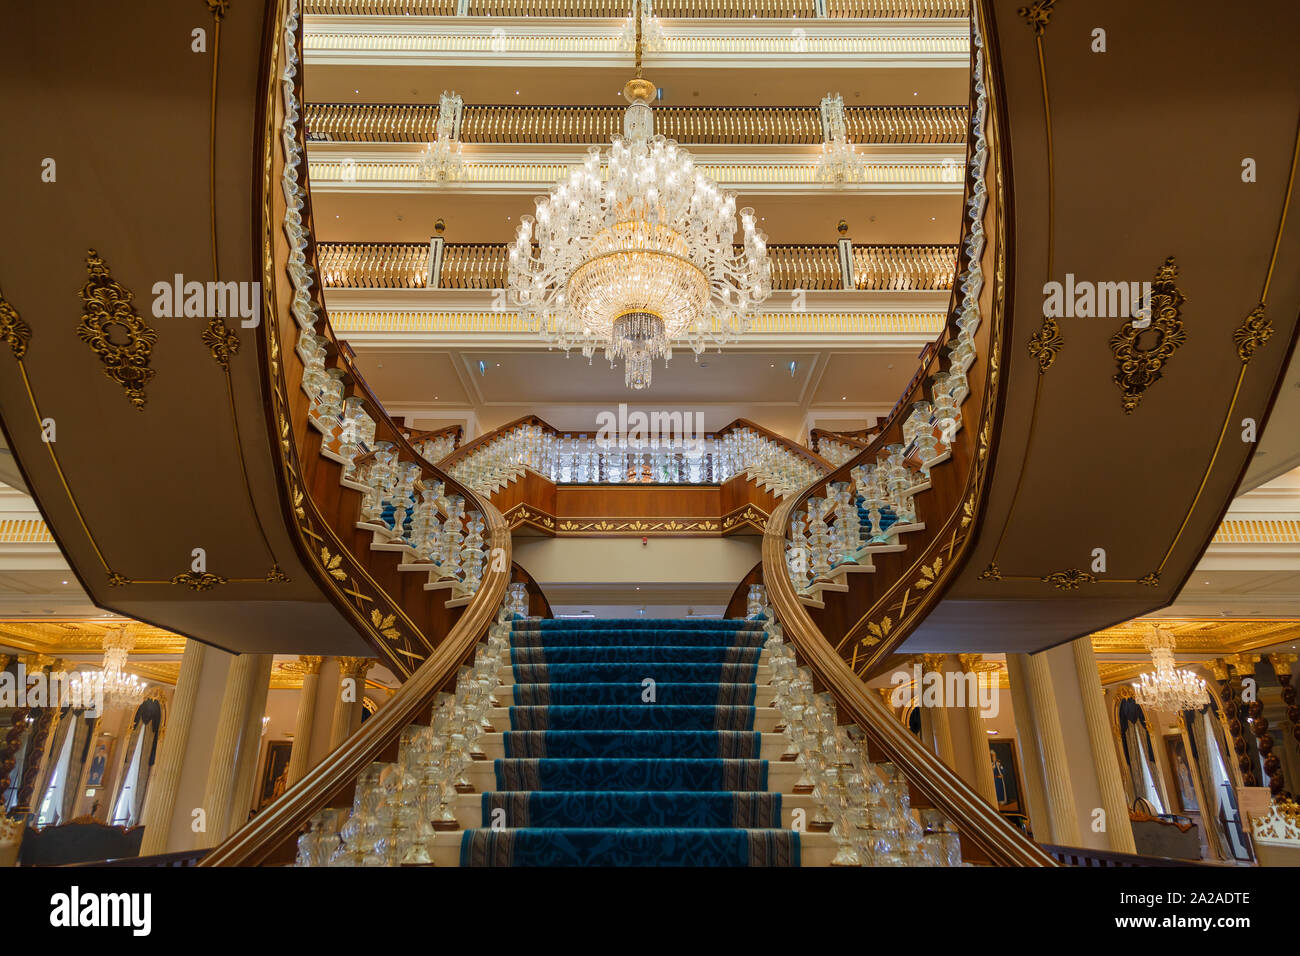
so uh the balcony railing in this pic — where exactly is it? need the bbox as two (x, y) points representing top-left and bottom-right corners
(318, 241), (959, 292)
(304, 0), (969, 16)
(304, 103), (969, 146)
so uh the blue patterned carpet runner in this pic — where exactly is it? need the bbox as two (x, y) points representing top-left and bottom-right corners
(460, 617), (799, 867)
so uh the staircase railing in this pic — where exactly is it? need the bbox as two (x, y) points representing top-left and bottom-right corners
(197, 0), (514, 865)
(766, 0), (1004, 674)
(303, 0), (970, 19)
(317, 241), (959, 294)
(441, 414), (831, 501)
(759, 3), (1049, 865)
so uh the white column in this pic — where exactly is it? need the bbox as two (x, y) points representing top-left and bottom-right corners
(958, 654), (999, 806)
(1006, 653), (1054, 842)
(1025, 650), (1081, 847)
(198, 653), (264, 847)
(138, 641), (207, 856)
(287, 656), (324, 785)
(228, 654), (274, 833)
(1072, 637), (1136, 853)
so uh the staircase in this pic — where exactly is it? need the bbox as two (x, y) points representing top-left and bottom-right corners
(461, 616), (798, 867)
(288, 610), (968, 867)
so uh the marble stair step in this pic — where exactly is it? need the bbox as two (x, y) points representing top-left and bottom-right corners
(459, 758), (805, 794)
(425, 829), (838, 867)
(446, 791), (822, 830)
(473, 731), (790, 760)
(499, 664), (772, 686)
(487, 706), (785, 733)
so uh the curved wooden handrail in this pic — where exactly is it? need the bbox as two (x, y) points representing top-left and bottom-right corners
(200, 500), (510, 867)
(764, 0), (1011, 676)
(756, 3), (1050, 866)
(201, 0), (516, 866)
(762, 503), (1054, 866)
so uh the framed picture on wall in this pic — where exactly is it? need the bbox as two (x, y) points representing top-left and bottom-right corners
(1164, 734), (1200, 814)
(988, 739), (1025, 814)
(257, 740), (294, 809)
(85, 739), (114, 789)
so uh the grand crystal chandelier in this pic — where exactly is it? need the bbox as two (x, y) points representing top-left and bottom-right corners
(417, 91), (465, 183)
(815, 93), (868, 186)
(1132, 625), (1208, 714)
(508, 0), (771, 389)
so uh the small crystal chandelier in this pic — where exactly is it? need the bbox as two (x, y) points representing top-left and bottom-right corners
(417, 91), (465, 183)
(508, 0), (771, 389)
(815, 93), (867, 186)
(1132, 625), (1208, 714)
(71, 625), (147, 712)
(619, 0), (665, 53)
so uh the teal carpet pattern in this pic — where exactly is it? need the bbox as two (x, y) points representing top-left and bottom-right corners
(460, 617), (800, 867)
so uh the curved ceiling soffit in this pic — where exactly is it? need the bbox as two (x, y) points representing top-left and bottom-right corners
(0, 1), (371, 656)
(942, 0), (1300, 637)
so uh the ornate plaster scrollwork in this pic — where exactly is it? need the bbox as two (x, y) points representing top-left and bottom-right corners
(77, 249), (158, 410)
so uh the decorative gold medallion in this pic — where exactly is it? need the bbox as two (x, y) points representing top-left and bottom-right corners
(1137, 571), (1160, 587)
(77, 250), (158, 410)
(203, 316), (241, 369)
(978, 560), (1002, 581)
(1109, 256), (1185, 414)
(0, 288), (32, 359)
(1233, 304), (1273, 364)
(1040, 568), (1097, 590)
(1027, 316), (1063, 372)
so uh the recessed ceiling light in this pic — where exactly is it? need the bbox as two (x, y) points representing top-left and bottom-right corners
(62, 580), (68, 585)
(841, 396), (847, 401)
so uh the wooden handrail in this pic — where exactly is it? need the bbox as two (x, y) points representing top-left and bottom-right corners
(200, 499), (509, 866)
(197, 0), (515, 866)
(762, 506), (1053, 866)
(755, 3), (1050, 866)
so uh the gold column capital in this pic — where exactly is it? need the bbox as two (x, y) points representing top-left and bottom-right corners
(1268, 653), (1297, 677)
(957, 653), (984, 670)
(1229, 654), (1261, 677)
(0, 654), (11, 672)
(298, 655), (324, 675)
(1208, 658), (1231, 682)
(18, 654), (56, 673)
(919, 653), (947, 674)
(337, 656), (379, 680)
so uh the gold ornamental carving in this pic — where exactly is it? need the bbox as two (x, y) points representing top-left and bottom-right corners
(1040, 568), (1097, 590)
(1233, 304), (1273, 364)
(170, 570), (229, 591)
(1109, 256), (1185, 414)
(203, 316), (242, 370)
(1017, 0), (1057, 35)
(77, 249), (158, 411)
(1026, 316), (1062, 372)
(0, 288), (31, 359)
